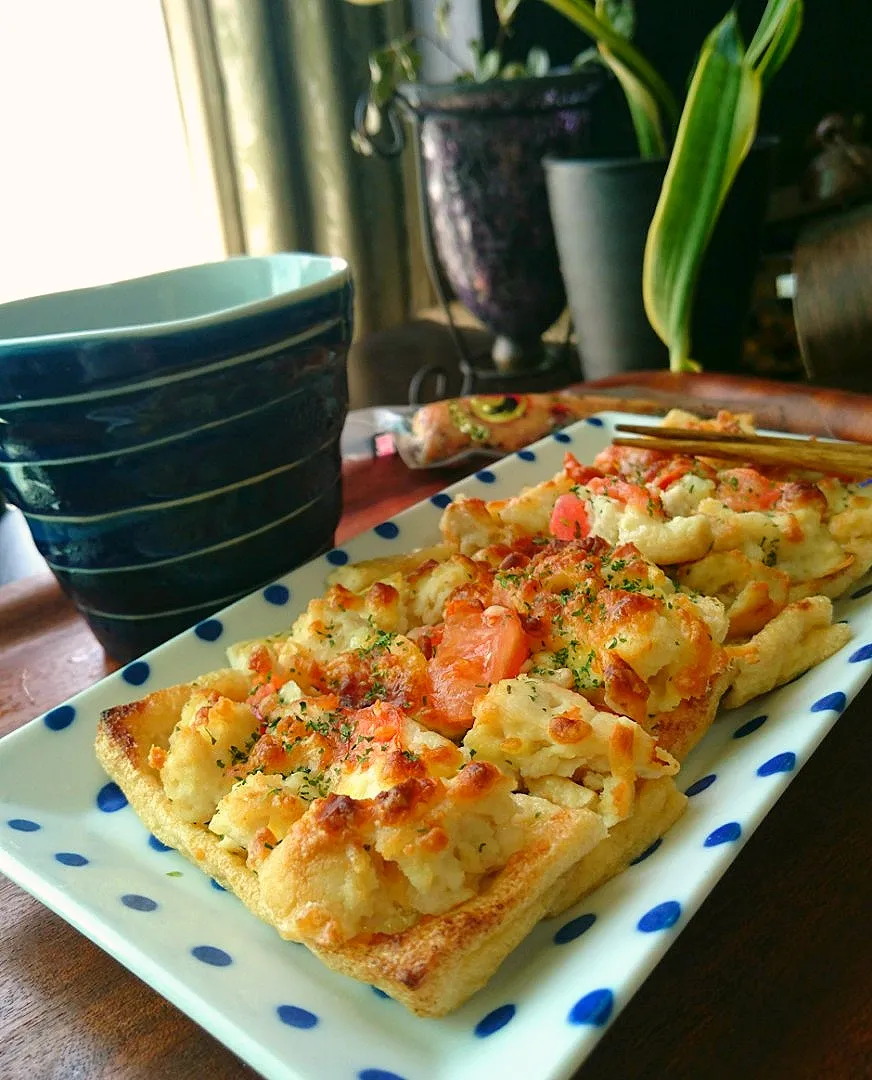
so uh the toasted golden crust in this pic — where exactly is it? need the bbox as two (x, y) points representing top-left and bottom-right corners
(545, 776), (688, 917)
(96, 682), (609, 1016)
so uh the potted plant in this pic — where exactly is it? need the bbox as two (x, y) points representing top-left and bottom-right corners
(350, 0), (802, 379)
(346, 1), (606, 376)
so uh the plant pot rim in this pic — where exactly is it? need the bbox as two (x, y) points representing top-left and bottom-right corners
(395, 68), (601, 117)
(543, 134), (779, 173)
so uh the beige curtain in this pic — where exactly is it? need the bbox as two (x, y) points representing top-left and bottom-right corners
(161, 0), (430, 336)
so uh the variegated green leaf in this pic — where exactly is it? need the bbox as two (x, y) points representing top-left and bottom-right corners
(642, 12), (761, 371)
(749, 0), (803, 88)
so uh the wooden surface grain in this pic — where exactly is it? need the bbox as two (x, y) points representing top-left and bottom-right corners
(2, 380), (872, 1080)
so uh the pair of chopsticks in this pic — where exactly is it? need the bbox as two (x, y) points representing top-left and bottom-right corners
(612, 424), (872, 480)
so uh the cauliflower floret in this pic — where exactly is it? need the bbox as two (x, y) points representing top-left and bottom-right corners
(465, 677), (677, 826)
(157, 691), (259, 822)
(209, 771), (311, 856)
(257, 763), (529, 945)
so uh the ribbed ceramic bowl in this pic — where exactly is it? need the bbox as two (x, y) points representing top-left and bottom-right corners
(0, 253), (352, 661)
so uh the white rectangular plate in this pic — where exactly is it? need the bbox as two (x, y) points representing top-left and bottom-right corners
(2, 411), (871, 1080)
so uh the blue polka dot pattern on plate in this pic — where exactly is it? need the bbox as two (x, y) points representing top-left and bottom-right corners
(358, 1071), (407, 1080)
(637, 900), (682, 933)
(121, 893), (158, 912)
(211, 878), (227, 892)
(191, 945), (232, 967)
(629, 838), (662, 865)
(733, 714), (767, 739)
(374, 521), (400, 539)
(97, 782), (127, 813)
(44, 704), (76, 731)
(553, 431), (572, 443)
(849, 644), (872, 663)
(554, 912), (596, 944)
(704, 822), (742, 847)
(568, 988), (614, 1026)
(276, 1004), (318, 1029)
(811, 691), (846, 713)
(326, 548), (349, 566)
(851, 583), (872, 599)
(517, 449), (536, 461)
(7, 818), (40, 832)
(430, 493), (452, 508)
(585, 416), (605, 427)
(148, 834), (171, 852)
(475, 1003), (516, 1037)
(371, 986), (390, 999)
(475, 469), (496, 483)
(55, 852), (88, 867)
(263, 583), (290, 606)
(757, 751), (796, 776)
(122, 660), (150, 686)
(194, 618), (223, 641)
(684, 774), (716, 797)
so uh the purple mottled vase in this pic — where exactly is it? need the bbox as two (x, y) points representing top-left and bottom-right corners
(397, 73), (600, 369)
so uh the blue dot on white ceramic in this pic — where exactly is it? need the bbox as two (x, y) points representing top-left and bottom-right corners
(554, 431), (572, 443)
(55, 852), (88, 867)
(704, 822), (742, 847)
(122, 661), (150, 686)
(474, 1003), (516, 1037)
(7, 818), (40, 832)
(191, 945), (232, 967)
(554, 912), (596, 944)
(97, 782), (128, 813)
(371, 986), (390, 999)
(44, 704), (76, 731)
(276, 1004), (318, 1029)
(475, 469), (496, 483)
(211, 878), (227, 892)
(263, 583), (290, 606)
(849, 644), (872, 663)
(326, 548), (349, 566)
(121, 893), (158, 912)
(685, 774), (716, 797)
(811, 691), (846, 714)
(733, 714), (767, 739)
(568, 988), (614, 1026)
(358, 1071), (408, 1080)
(637, 900), (682, 933)
(757, 751), (796, 777)
(374, 521), (400, 539)
(629, 838), (662, 865)
(194, 618), (224, 641)
(517, 449), (536, 461)
(148, 834), (171, 852)
(430, 492), (452, 508)
(851, 583), (872, 599)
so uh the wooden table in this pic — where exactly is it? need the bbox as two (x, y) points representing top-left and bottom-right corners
(2, 378), (872, 1080)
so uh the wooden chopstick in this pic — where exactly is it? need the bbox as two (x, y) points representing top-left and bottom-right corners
(612, 424), (872, 479)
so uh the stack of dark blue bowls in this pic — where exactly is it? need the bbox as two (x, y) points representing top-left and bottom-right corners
(0, 254), (353, 661)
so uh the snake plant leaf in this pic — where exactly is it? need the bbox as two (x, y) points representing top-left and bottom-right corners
(747, 0), (803, 88)
(594, 0), (664, 158)
(642, 11), (761, 372)
(540, 0), (680, 135)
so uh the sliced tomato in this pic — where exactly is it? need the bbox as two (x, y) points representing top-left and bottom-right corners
(427, 603), (529, 734)
(550, 493), (590, 540)
(564, 453), (603, 486)
(716, 468), (781, 512)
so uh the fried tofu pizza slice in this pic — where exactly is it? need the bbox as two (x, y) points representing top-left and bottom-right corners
(96, 675), (607, 1017)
